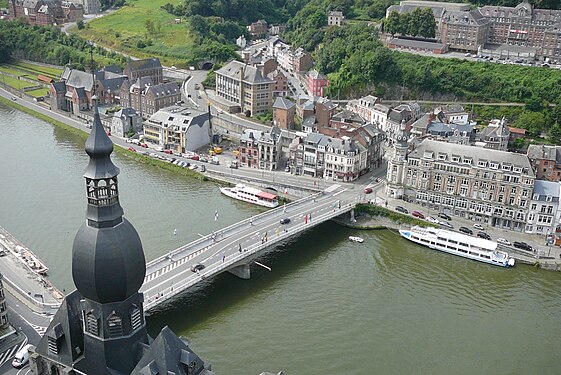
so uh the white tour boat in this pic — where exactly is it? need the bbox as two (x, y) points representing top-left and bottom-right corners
(220, 184), (279, 208)
(399, 226), (515, 268)
(349, 236), (364, 243)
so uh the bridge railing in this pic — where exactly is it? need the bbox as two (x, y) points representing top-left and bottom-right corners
(144, 201), (353, 312)
(144, 191), (323, 276)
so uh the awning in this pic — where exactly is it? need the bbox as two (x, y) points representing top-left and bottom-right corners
(257, 191), (276, 200)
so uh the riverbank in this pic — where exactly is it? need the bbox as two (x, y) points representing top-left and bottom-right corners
(333, 204), (561, 272)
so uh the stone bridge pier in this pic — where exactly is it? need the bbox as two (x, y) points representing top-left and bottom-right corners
(228, 263), (251, 279)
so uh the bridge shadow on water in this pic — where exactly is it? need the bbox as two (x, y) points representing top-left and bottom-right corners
(146, 221), (349, 335)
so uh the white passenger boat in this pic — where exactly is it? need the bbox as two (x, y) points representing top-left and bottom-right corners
(399, 226), (515, 268)
(220, 184), (279, 208)
(349, 236), (364, 243)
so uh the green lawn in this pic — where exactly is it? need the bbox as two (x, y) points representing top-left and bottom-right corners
(9, 61), (63, 79)
(0, 74), (35, 90)
(0, 66), (28, 77)
(0, 0), (7, 8)
(76, 0), (196, 66)
(26, 88), (50, 97)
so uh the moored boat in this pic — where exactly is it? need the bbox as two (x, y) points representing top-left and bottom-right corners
(349, 236), (364, 243)
(399, 226), (515, 267)
(220, 184), (279, 208)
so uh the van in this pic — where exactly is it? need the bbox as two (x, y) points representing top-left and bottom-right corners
(210, 157), (219, 165)
(12, 344), (32, 368)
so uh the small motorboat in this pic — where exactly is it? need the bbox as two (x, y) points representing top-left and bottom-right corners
(349, 236), (364, 243)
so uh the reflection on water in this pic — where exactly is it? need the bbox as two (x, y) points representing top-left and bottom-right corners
(2, 104), (561, 375)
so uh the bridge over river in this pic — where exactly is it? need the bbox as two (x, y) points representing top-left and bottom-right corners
(141, 183), (365, 314)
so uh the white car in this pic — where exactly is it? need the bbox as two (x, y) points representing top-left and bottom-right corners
(425, 216), (439, 224)
(497, 238), (511, 246)
(473, 223), (484, 230)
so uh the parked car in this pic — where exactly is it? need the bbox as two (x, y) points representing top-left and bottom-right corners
(11, 96), (17, 101)
(473, 223), (484, 230)
(395, 206), (408, 214)
(280, 217), (291, 224)
(140, 143), (148, 148)
(497, 238), (511, 246)
(285, 166), (290, 173)
(437, 213), (452, 221)
(190, 263), (205, 272)
(190, 154), (200, 160)
(440, 221), (454, 229)
(514, 241), (533, 252)
(127, 147), (136, 152)
(426, 216), (439, 224)
(163, 149), (173, 155)
(477, 232), (491, 240)
(411, 210), (425, 219)
(364, 187), (373, 194)
(155, 146), (164, 152)
(459, 227), (473, 235)
(200, 165), (206, 172)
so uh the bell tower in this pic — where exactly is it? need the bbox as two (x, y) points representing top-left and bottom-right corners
(386, 120), (409, 198)
(71, 96), (149, 374)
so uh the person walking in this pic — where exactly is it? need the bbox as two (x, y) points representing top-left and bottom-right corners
(222, 255), (226, 262)
(238, 243), (242, 253)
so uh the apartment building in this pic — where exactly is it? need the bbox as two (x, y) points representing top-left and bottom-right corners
(143, 106), (210, 152)
(392, 139), (535, 231)
(525, 180), (561, 235)
(120, 78), (181, 117)
(238, 128), (282, 170)
(480, 1), (561, 62)
(441, 10), (489, 52)
(215, 60), (274, 116)
(324, 137), (367, 182)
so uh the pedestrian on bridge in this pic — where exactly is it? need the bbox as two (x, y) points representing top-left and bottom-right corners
(305, 214), (308, 224)
(238, 243), (242, 253)
(309, 213), (312, 221)
(222, 255), (226, 262)
(283, 204), (286, 213)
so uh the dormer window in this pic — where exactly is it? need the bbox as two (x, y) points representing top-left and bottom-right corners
(463, 158), (472, 165)
(502, 164), (511, 171)
(478, 160), (487, 168)
(451, 155), (460, 163)
(423, 151), (433, 159)
(437, 153), (447, 160)
(489, 162), (499, 169)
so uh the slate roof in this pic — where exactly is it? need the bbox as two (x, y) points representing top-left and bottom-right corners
(51, 81), (66, 93)
(527, 145), (561, 163)
(302, 115), (317, 128)
(409, 139), (534, 176)
(443, 9), (489, 26)
(216, 60), (273, 85)
(132, 326), (212, 375)
(273, 97), (295, 110)
(145, 82), (180, 97)
(308, 69), (327, 80)
(125, 58), (162, 72)
(533, 180), (560, 202)
(331, 110), (366, 125)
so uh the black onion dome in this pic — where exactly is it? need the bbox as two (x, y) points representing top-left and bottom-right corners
(72, 218), (146, 303)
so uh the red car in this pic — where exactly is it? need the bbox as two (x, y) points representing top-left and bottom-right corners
(127, 147), (136, 152)
(164, 149), (173, 155)
(140, 143), (148, 148)
(190, 154), (200, 160)
(106, 130), (111, 136)
(412, 210), (425, 219)
(364, 187), (373, 194)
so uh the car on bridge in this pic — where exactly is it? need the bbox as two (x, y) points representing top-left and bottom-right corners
(280, 217), (291, 224)
(190, 264), (205, 272)
(364, 187), (373, 194)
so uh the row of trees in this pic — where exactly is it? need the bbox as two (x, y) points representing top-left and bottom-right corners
(384, 9), (436, 39)
(0, 21), (125, 70)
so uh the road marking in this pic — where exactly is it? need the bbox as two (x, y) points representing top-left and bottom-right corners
(332, 189), (347, 197)
(0, 341), (28, 366)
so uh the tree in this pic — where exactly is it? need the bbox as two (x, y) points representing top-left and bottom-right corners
(548, 123), (561, 144)
(144, 19), (154, 34)
(418, 8), (435, 38)
(515, 111), (547, 137)
(384, 11), (400, 36)
(77, 19), (85, 30)
(189, 15), (210, 36)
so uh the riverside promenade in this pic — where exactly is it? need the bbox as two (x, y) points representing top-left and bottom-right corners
(0, 226), (63, 315)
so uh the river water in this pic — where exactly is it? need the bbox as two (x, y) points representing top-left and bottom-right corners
(1, 104), (560, 375)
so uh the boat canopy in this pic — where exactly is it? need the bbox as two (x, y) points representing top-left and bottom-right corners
(256, 191), (277, 200)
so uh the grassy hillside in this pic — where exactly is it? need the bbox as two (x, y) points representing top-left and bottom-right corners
(76, 0), (197, 66)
